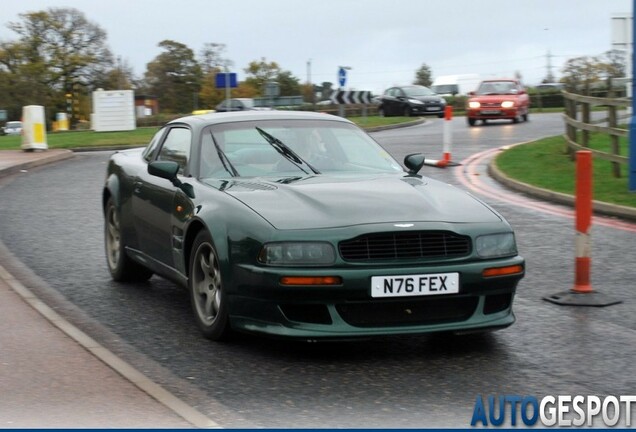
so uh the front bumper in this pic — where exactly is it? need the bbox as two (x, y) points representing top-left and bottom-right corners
(467, 108), (519, 120)
(227, 256), (524, 339)
(410, 104), (445, 116)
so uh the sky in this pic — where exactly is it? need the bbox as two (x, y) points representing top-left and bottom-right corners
(0, 0), (632, 95)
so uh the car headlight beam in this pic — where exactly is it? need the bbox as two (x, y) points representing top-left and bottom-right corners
(468, 101), (481, 109)
(501, 101), (515, 108)
(258, 242), (336, 266)
(476, 233), (517, 258)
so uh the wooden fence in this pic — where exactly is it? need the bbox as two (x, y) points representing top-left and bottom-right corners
(562, 90), (630, 178)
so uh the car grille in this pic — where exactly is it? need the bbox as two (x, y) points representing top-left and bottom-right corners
(338, 231), (471, 262)
(481, 102), (501, 108)
(336, 296), (478, 327)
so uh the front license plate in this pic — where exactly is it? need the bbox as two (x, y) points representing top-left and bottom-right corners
(371, 272), (459, 298)
(481, 110), (501, 115)
(426, 107), (441, 111)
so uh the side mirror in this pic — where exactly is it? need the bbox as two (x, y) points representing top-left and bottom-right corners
(468, 91), (475, 96)
(404, 153), (425, 175)
(148, 160), (195, 198)
(148, 160), (179, 181)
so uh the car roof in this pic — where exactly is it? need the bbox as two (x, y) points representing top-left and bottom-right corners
(167, 110), (355, 128)
(481, 78), (519, 83)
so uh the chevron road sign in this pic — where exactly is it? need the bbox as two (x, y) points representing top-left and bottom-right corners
(330, 90), (373, 105)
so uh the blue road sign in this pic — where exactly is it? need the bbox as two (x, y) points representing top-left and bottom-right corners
(215, 72), (237, 88)
(338, 67), (347, 88)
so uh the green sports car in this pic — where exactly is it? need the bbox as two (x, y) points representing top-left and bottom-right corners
(103, 111), (524, 341)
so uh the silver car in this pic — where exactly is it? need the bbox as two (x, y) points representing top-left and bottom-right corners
(3, 121), (22, 136)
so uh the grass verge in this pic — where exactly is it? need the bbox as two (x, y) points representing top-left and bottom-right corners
(495, 134), (636, 208)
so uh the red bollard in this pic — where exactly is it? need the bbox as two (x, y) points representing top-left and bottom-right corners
(543, 150), (621, 306)
(442, 105), (453, 163)
(573, 150), (593, 293)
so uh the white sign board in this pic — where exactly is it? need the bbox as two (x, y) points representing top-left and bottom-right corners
(92, 89), (136, 132)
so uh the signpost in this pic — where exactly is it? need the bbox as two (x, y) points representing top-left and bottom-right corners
(337, 66), (351, 117)
(215, 72), (238, 105)
(631, 9), (636, 191)
(613, 12), (635, 191)
(330, 90), (372, 105)
(338, 67), (347, 88)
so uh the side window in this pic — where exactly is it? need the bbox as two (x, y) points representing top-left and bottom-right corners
(157, 127), (191, 174)
(142, 128), (166, 162)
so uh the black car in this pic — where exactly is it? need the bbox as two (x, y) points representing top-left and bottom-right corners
(378, 85), (446, 117)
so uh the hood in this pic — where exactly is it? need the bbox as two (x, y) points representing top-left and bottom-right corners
(215, 174), (501, 230)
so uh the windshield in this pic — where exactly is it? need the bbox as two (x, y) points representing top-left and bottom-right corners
(200, 119), (404, 179)
(476, 81), (517, 95)
(403, 86), (436, 97)
(431, 84), (458, 95)
(238, 99), (254, 108)
(6, 121), (21, 128)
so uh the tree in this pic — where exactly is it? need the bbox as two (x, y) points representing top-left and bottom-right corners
(413, 63), (433, 87)
(197, 43), (233, 109)
(144, 40), (202, 113)
(244, 57), (281, 94)
(560, 56), (600, 94)
(275, 70), (301, 96)
(97, 57), (135, 90)
(600, 49), (626, 79)
(199, 43), (232, 74)
(0, 7), (114, 124)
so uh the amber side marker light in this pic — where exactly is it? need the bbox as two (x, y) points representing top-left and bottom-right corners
(482, 265), (524, 278)
(280, 276), (342, 286)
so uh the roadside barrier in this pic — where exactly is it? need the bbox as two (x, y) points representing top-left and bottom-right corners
(543, 150), (621, 307)
(21, 105), (48, 151)
(424, 106), (460, 168)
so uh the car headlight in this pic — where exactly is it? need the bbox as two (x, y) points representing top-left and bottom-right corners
(476, 233), (517, 258)
(258, 242), (336, 266)
(501, 101), (515, 108)
(408, 98), (424, 105)
(468, 101), (481, 109)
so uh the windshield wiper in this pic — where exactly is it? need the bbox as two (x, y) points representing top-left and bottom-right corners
(209, 131), (239, 177)
(255, 127), (320, 174)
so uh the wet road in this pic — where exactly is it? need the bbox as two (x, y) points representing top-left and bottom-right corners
(1, 113), (635, 427)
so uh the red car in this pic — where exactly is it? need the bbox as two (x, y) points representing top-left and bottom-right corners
(466, 79), (530, 126)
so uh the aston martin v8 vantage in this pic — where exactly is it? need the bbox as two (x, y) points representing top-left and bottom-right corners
(103, 111), (524, 341)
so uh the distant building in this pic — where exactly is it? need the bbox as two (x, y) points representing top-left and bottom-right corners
(134, 94), (159, 117)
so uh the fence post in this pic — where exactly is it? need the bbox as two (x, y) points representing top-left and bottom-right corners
(565, 96), (576, 160)
(608, 104), (621, 178)
(581, 101), (590, 148)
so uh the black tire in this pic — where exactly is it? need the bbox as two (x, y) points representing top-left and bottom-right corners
(437, 113), (444, 118)
(104, 197), (153, 282)
(189, 230), (231, 341)
(467, 118), (476, 126)
(403, 106), (411, 117)
(378, 106), (387, 117)
(522, 112), (529, 122)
